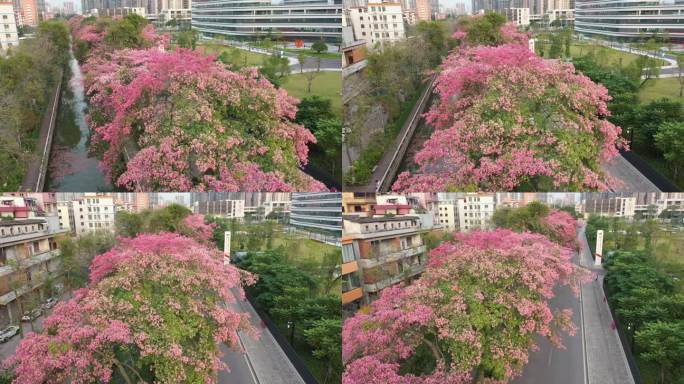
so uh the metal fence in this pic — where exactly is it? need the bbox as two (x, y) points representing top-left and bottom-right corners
(602, 280), (644, 384)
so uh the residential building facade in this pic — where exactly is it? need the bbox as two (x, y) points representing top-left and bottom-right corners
(343, 215), (427, 304)
(348, 2), (405, 48)
(192, 199), (246, 219)
(71, 194), (117, 235)
(0, 1), (19, 52)
(0, 196), (67, 328)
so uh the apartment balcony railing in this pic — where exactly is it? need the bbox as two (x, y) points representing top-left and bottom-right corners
(0, 249), (61, 278)
(342, 287), (363, 304)
(0, 222), (66, 246)
(359, 244), (426, 269)
(363, 263), (425, 293)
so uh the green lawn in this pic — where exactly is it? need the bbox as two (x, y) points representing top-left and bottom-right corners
(198, 43), (269, 67)
(639, 77), (684, 103)
(568, 43), (653, 67)
(282, 72), (341, 117)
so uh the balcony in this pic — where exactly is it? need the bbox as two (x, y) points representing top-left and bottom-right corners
(342, 287), (363, 304)
(0, 249), (61, 278)
(359, 245), (426, 269)
(363, 263), (425, 293)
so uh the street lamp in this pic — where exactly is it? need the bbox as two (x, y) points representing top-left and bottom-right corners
(287, 320), (295, 344)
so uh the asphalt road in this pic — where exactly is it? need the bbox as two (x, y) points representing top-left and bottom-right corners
(512, 249), (586, 384)
(218, 341), (258, 384)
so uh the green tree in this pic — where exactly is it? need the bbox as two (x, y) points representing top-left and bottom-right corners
(313, 118), (342, 178)
(635, 321), (684, 384)
(295, 96), (335, 132)
(259, 52), (290, 87)
(459, 11), (506, 46)
(311, 39), (327, 54)
(176, 28), (199, 50)
(655, 121), (684, 181)
(115, 210), (144, 237)
(304, 319), (342, 384)
(105, 14), (149, 49)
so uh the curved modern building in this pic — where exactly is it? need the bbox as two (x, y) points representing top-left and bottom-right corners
(290, 192), (342, 235)
(575, 0), (684, 42)
(192, 0), (342, 45)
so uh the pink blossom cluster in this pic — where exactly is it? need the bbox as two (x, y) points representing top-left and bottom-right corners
(393, 42), (626, 192)
(542, 210), (580, 250)
(343, 229), (592, 384)
(6, 233), (257, 384)
(180, 214), (216, 244)
(68, 17), (324, 192)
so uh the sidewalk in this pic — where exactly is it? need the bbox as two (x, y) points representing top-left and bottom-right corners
(578, 228), (635, 384)
(228, 291), (306, 384)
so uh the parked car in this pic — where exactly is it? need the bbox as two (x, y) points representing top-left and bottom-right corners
(0, 325), (20, 343)
(42, 297), (58, 309)
(21, 308), (42, 322)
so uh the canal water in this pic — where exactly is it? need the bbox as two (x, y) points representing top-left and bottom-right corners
(44, 44), (110, 191)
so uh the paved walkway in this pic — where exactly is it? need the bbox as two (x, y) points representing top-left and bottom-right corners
(578, 226), (635, 384)
(20, 73), (62, 192)
(223, 289), (305, 384)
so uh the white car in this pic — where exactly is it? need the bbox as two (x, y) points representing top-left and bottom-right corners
(42, 298), (58, 309)
(21, 309), (42, 322)
(0, 326), (20, 343)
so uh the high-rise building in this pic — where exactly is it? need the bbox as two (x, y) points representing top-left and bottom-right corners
(575, 0), (684, 42)
(192, 0), (343, 46)
(19, 0), (38, 26)
(348, 2), (405, 48)
(0, 196), (68, 328)
(504, 7), (530, 26)
(71, 193), (117, 235)
(290, 192), (342, 236)
(437, 193), (496, 232)
(63, 1), (74, 14)
(0, 1), (19, 51)
(415, 0), (431, 21)
(192, 199), (245, 219)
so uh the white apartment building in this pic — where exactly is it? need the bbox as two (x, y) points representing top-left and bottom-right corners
(0, 1), (19, 52)
(437, 193), (496, 232)
(72, 194), (117, 235)
(56, 201), (74, 234)
(505, 7), (530, 26)
(348, 3), (405, 49)
(192, 199), (245, 219)
(437, 201), (458, 232)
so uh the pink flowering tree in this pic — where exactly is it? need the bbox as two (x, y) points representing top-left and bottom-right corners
(6, 233), (256, 384)
(68, 16), (324, 191)
(81, 46), (323, 191)
(491, 201), (580, 250)
(343, 229), (592, 384)
(180, 214), (216, 245)
(393, 41), (626, 191)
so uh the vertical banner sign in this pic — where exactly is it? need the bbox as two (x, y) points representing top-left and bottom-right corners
(595, 230), (603, 266)
(224, 231), (231, 265)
